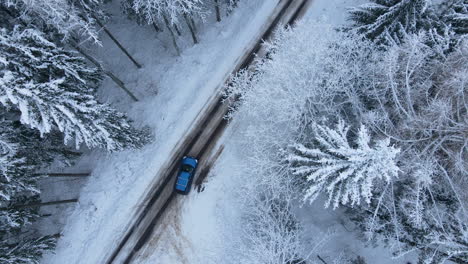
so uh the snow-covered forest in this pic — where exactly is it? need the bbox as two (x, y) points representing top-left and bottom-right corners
(0, 0), (239, 263)
(224, 0), (468, 263)
(1, 0), (467, 263)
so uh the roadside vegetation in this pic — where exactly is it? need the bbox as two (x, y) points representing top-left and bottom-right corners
(0, 0), (240, 262)
(226, 0), (467, 263)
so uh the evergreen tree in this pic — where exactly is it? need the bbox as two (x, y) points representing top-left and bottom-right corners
(0, 26), (149, 151)
(0, 121), (73, 264)
(128, 0), (203, 25)
(8, 122), (80, 168)
(347, 0), (439, 44)
(2, 0), (101, 43)
(0, 132), (37, 203)
(287, 120), (400, 209)
(0, 195), (40, 235)
(444, 0), (468, 35)
(350, 175), (468, 264)
(0, 234), (56, 264)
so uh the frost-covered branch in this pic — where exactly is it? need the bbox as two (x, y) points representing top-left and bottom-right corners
(287, 121), (400, 209)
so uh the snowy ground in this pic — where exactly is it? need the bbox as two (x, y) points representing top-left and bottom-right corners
(133, 0), (420, 263)
(39, 1), (283, 263)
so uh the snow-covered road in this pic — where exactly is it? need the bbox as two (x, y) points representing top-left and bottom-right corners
(41, 1), (297, 264)
(129, 0), (418, 263)
(108, 1), (312, 263)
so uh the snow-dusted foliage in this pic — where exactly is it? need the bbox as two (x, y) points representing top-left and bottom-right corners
(0, 159), (49, 264)
(2, 0), (103, 43)
(221, 22), (341, 264)
(287, 121), (400, 209)
(124, 0), (204, 24)
(227, 13), (468, 263)
(225, 23), (343, 157)
(350, 33), (468, 263)
(234, 171), (308, 264)
(0, 134), (27, 202)
(444, 0), (468, 35)
(0, 121), (75, 263)
(0, 234), (56, 264)
(0, 26), (148, 151)
(0, 118), (78, 205)
(347, 0), (439, 43)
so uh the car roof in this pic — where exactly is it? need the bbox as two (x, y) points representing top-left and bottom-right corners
(175, 174), (189, 191)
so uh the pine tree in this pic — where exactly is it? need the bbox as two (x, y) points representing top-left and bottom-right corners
(125, 0), (204, 50)
(347, 0), (439, 44)
(0, 195), (40, 233)
(0, 26), (149, 151)
(0, 132), (37, 203)
(2, 0), (101, 43)
(349, 175), (468, 264)
(0, 234), (56, 264)
(444, 0), (468, 35)
(129, 0), (203, 25)
(0, 121), (71, 264)
(287, 120), (400, 209)
(0, 197), (55, 264)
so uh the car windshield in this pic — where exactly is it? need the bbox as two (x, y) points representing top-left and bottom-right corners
(181, 164), (193, 173)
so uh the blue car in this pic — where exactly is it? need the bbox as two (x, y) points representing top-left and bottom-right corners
(174, 156), (198, 195)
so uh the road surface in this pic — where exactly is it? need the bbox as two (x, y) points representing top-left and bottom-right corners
(106, 1), (313, 263)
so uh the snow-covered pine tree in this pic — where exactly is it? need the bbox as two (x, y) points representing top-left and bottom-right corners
(349, 171), (468, 264)
(0, 26), (149, 151)
(124, 0), (204, 46)
(225, 0), (239, 16)
(0, 234), (56, 264)
(0, 132), (38, 204)
(0, 195), (41, 236)
(128, 0), (203, 25)
(444, 0), (468, 35)
(0, 120), (70, 264)
(2, 0), (102, 44)
(287, 120), (400, 209)
(0, 118), (80, 179)
(347, 0), (440, 44)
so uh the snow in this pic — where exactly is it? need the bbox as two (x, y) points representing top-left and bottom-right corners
(306, 0), (366, 25)
(125, 0), (421, 263)
(130, 137), (239, 264)
(40, 1), (282, 263)
(37, 0), (438, 263)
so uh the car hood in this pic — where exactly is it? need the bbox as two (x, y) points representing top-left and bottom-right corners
(182, 158), (198, 168)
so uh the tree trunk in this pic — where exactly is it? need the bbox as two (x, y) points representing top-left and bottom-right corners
(184, 13), (198, 44)
(163, 14), (181, 56)
(189, 17), (197, 33)
(1, 199), (78, 210)
(48, 173), (90, 177)
(34, 173), (90, 177)
(93, 15), (142, 69)
(71, 42), (139, 101)
(214, 0), (221, 22)
(180, 2), (198, 33)
(316, 255), (328, 264)
(173, 23), (182, 36)
(152, 21), (162, 33)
